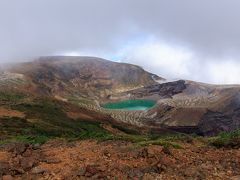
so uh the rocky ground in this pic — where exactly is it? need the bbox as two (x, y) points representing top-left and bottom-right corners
(1, 57), (240, 179)
(0, 139), (240, 180)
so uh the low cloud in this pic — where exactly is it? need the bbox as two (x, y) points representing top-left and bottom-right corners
(1, 0), (240, 84)
(113, 37), (240, 84)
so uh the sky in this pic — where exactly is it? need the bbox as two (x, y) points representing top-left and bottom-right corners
(0, 0), (240, 84)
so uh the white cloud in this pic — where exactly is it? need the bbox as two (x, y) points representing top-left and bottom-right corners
(115, 38), (194, 80)
(206, 60), (240, 84)
(1, 1), (240, 85)
(113, 38), (240, 84)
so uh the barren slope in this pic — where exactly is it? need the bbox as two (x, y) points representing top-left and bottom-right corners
(7, 56), (158, 99)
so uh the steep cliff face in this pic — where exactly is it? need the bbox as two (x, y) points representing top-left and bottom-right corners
(198, 92), (240, 135)
(141, 81), (240, 135)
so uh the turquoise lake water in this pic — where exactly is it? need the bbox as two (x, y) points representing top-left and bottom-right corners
(101, 99), (156, 110)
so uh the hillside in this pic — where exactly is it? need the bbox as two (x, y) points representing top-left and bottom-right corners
(1, 56), (240, 136)
(6, 56), (158, 99)
(0, 56), (240, 179)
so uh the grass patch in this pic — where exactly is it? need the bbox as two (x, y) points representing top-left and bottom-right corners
(0, 135), (49, 145)
(148, 130), (191, 141)
(75, 120), (113, 140)
(0, 98), (113, 144)
(208, 129), (240, 148)
(134, 138), (183, 149)
(109, 131), (186, 149)
(15, 135), (49, 144)
(112, 124), (141, 135)
(112, 134), (149, 142)
(0, 91), (26, 103)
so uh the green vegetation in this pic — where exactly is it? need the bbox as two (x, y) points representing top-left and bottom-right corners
(1, 95), (240, 149)
(111, 124), (141, 135)
(0, 116), (112, 145)
(115, 134), (184, 149)
(135, 139), (183, 149)
(0, 98), (188, 148)
(0, 98), (113, 144)
(0, 91), (26, 102)
(208, 129), (240, 148)
(113, 129), (240, 149)
(0, 135), (49, 145)
(217, 129), (240, 139)
(101, 99), (156, 110)
(107, 130), (188, 149)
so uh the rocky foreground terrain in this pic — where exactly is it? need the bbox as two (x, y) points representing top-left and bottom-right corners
(0, 56), (240, 179)
(0, 138), (240, 179)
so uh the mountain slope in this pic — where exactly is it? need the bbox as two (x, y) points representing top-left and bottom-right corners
(1, 56), (240, 136)
(1, 57), (240, 180)
(141, 81), (240, 135)
(7, 56), (158, 99)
